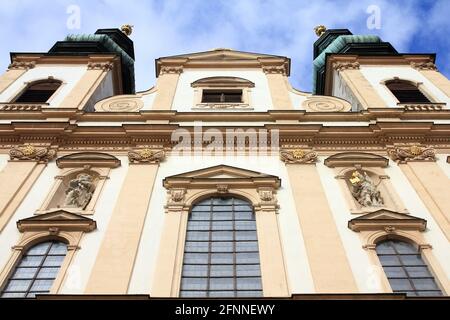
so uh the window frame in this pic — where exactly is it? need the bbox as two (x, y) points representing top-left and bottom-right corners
(11, 78), (64, 105)
(380, 78), (438, 106)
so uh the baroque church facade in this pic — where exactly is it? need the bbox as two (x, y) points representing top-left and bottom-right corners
(0, 26), (448, 299)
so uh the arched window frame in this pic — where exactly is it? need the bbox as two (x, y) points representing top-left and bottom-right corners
(152, 165), (289, 297)
(348, 209), (450, 295)
(0, 210), (96, 296)
(380, 77), (437, 106)
(11, 77), (65, 105)
(36, 152), (121, 215)
(191, 76), (255, 110)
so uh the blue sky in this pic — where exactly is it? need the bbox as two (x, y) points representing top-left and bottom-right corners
(1, 0), (449, 92)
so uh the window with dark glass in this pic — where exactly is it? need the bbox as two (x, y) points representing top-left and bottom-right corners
(180, 197), (263, 298)
(385, 80), (431, 103)
(13, 80), (62, 103)
(0, 241), (67, 298)
(201, 90), (242, 103)
(376, 240), (442, 296)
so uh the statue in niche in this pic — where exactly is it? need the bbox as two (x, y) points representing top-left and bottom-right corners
(349, 171), (384, 207)
(64, 174), (94, 209)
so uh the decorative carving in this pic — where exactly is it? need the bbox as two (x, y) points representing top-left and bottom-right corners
(128, 148), (165, 163)
(332, 62), (360, 72)
(87, 62), (114, 71)
(410, 62), (437, 71)
(217, 184), (229, 194)
(193, 103), (251, 110)
(121, 24), (133, 36)
(160, 66), (183, 74)
(302, 96), (352, 112)
(170, 189), (186, 202)
(8, 60), (36, 70)
(349, 170), (384, 207)
(1, 104), (42, 111)
(95, 95), (144, 112)
(387, 145), (436, 163)
(314, 25), (327, 37)
(258, 188), (274, 202)
(63, 174), (94, 209)
(384, 225), (396, 233)
(9, 144), (56, 163)
(262, 65), (286, 75)
(280, 149), (318, 164)
(403, 104), (443, 111)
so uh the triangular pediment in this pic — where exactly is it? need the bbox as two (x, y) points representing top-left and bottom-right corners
(17, 210), (96, 232)
(163, 165), (281, 189)
(159, 49), (287, 62)
(348, 209), (426, 232)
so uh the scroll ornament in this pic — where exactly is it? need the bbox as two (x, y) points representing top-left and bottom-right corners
(9, 145), (56, 163)
(387, 145), (436, 163)
(280, 149), (318, 164)
(128, 148), (165, 163)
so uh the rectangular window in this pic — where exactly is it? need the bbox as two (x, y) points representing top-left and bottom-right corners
(201, 90), (242, 103)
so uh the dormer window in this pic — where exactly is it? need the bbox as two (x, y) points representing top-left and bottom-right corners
(191, 77), (254, 110)
(13, 79), (62, 104)
(202, 90), (243, 103)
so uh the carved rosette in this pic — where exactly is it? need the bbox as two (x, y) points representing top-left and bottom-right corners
(128, 148), (165, 164)
(410, 62), (438, 71)
(332, 61), (360, 72)
(9, 145), (56, 163)
(302, 96), (352, 112)
(87, 62), (114, 71)
(8, 60), (36, 70)
(160, 66), (183, 75)
(170, 188), (186, 202)
(262, 65), (286, 75)
(280, 149), (318, 164)
(387, 145), (436, 163)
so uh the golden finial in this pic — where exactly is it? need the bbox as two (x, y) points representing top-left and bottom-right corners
(121, 24), (133, 36)
(314, 25), (327, 37)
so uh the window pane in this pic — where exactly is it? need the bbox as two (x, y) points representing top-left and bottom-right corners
(190, 211), (210, 220)
(185, 242), (209, 253)
(183, 253), (209, 264)
(211, 231), (233, 241)
(236, 252), (260, 264)
(30, 280), (53, 292)
(236, 264), (261, 277)
(235, 221), (256, 231)
(213, 206), (233, 211)
(1, 292), (26, 298)
(43, 255), (65, 267)
(384, 267), (407, 278)
(18, 255), (44, 267)
(212, 212), (233, 221)
(236, 241), (258, 252)
(208, 291), (235, 298)
(236, 291), (263, 297)
(181, 278), (208, 290)
(389, 279), (413, 291)
(393, 242), (416, 254)
(186, 231), (209, 241)
(210, 265), (234, 277)
(211, 242), (233, 253)
(209, 278), (234, 290)
(416, 291), (442, 297)
(411, 278), (440, 291)
(180, 291), (207, 297)
(405, 266), (431, 278)
(211, 221), (233, 231)
(378, 255), (401, 266)
(4, 279), (32, 292)
(37, 267), (59, 279)
(27, 243), (51, 255)
(11, 267), (38, 280)
(48, 242), (67, 255)
(399, 255), (426, 266)
(182, 265), (208, 277)
(213, 198), (233, 205)
(237, 277), (262, 290)
(187, 221), (210, 231)
(376, 242), (395, 254)
(211, 253), (233, 264)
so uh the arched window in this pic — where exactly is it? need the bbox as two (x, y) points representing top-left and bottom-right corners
(385, 80), (430, 104)
(14, 79), (62, 104)
(180, 196), (262, 298)
(376, 240), (442, 296)
(0, 241), (67, 298)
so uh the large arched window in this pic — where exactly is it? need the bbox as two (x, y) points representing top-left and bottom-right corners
(180, 196), (262, 298)
(0, 241), (67, 298)
(385, 80), (431, 104)
(13, 79), (62, 104)
(376, 240), (442, 296)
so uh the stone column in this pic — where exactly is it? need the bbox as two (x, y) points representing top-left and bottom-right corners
(85, 149), (164, 293)
(152, 66), (183, 110)
(0, 145), (55, 232)
(411, 62), (450, 98)
(281, 149), (358, 293)
(60, 61), (113, 109)
(263, 66), (293, 110)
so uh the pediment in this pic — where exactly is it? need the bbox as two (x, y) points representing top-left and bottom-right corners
(160, 49), (286, 62)
(56, 152), (121, 168)
(348, 209), (426, 232)
(17, 210), (96, 232)
(163, 165), (281, 189)
(324, 152), (389, 168)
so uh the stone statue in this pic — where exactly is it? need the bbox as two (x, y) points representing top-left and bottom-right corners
(349, 171), (383, 207)
(64, 174), (94, 209)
